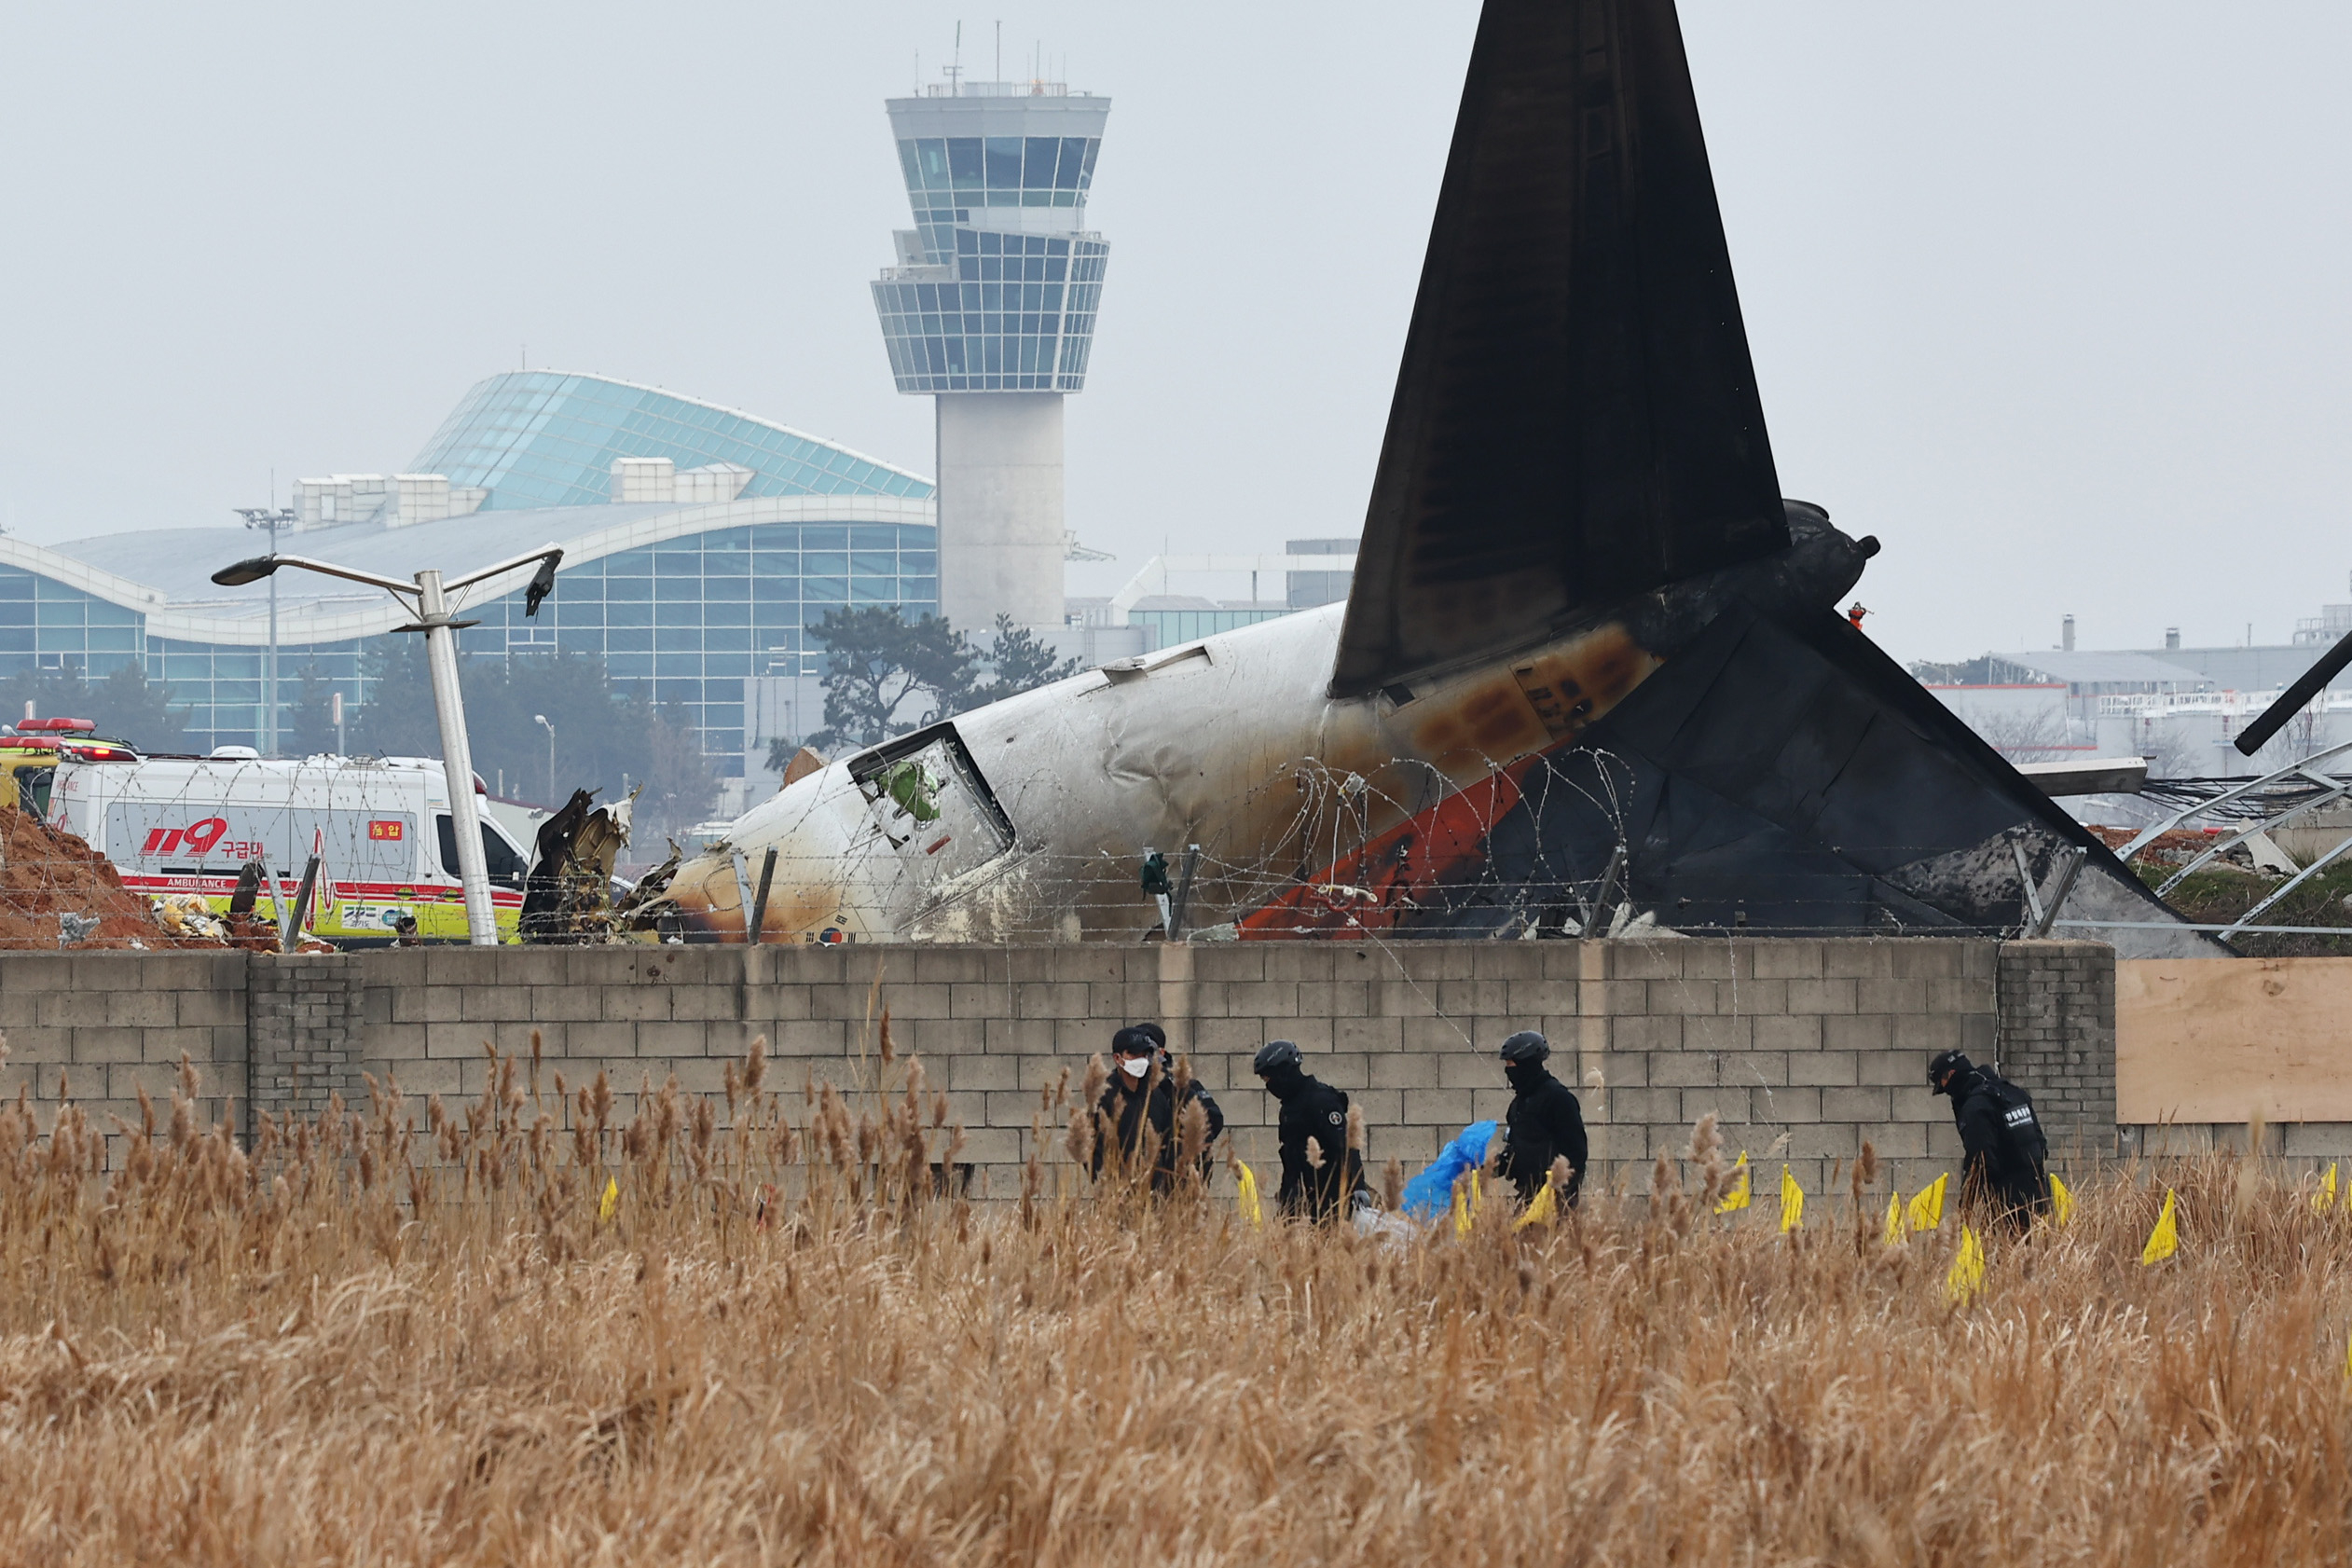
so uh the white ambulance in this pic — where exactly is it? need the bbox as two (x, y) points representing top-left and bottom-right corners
(49, 751), (532, 943)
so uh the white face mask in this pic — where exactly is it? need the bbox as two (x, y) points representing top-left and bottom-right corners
(1120, 1055), (1150, 1079)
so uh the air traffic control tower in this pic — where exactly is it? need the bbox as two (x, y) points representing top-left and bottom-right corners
(872, 77), (1109, 634)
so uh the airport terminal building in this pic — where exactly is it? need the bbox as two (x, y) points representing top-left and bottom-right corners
(0, 372), (939, 797)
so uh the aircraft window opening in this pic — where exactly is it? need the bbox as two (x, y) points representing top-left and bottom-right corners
(846, 722), (1017, 889)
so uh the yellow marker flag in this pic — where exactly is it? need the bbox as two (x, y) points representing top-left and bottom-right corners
(2317, 1163), (2340, 1216)
(1715, 1152), (1752, 1214)
(598, 1176), (618, 1222)
(1235, 1160), (1263, 1229)
(2140, 1188), (2180, 1267)
(1451, 1175), (1471, 1237)
(1906, 1174), (1948, 1233)
(2050, 1173), (2074, 1228)
(1779, 1164), (1805, 1232)
(1946, 1225), (1987, 1304)
(1882, 1190), (1905, 1246)
(1516, 1177), (1558, 1231)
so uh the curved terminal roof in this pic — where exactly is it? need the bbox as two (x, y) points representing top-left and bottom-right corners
(7, 367), (939, 649)
(408, 371), (933, 511)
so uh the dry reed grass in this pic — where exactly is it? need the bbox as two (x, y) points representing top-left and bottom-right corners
(0, 1035), (2345, 1564)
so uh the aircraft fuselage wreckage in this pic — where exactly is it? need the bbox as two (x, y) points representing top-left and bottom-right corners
(636, 0), (2222, 959)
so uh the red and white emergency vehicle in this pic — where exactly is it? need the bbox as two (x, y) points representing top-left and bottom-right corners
(49, 752), (531, 942)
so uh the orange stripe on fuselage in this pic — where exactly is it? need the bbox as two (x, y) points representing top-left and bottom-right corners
(1239, 759), (1534, 938)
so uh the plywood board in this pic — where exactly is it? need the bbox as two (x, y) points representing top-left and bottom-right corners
(2118, 956), (2352, 1124)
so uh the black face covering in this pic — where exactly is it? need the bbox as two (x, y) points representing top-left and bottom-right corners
(1259, 1063), (1308, 1101)
(1505, 1059), (1548, 1094)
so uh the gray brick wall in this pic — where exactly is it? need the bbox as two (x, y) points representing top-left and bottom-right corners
(332, 938), (2111, 1198)
(0, 939), (2122, 1194)
(249, 954), (368, 1135)
(1994, 941), (2116, 1159)
(0, 953), (246, 1139)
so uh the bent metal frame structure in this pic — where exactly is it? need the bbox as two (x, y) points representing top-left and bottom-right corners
(3, 372), (941, 776)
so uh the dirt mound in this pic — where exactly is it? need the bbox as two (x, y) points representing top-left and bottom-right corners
(0, 808), (251, 950)
(2090, 824), (2221, 860)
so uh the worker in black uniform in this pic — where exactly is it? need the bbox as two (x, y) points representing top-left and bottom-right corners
(1251, 1039), (1366, 1220)
(1929, 1049), (2050, 1221)
(1495, 1031), (1587, 1207)
(1093, 1025), (1179, 1190)
(1133, 1020), (1224, 1177)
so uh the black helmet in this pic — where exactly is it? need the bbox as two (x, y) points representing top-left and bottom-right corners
(1928, 1050), (1973, 1093)
(1111, 1025), (1157, 1057)
(1252, 1039), (1303, 1077)
(1499, 1030), (1550, 1065)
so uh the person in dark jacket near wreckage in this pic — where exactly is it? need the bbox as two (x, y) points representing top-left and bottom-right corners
(1251, 1039), (1366, 1220)
(1093, 1025), (1181, 1191)
(1495, 1031), (1587, 1207)
(1928, 1049), (2050, 1220)
(1133, 1020), (1223, 1178)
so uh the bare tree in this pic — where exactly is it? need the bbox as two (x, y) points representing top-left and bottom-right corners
(1971, 708), (2077, 763)
(2137, 721), (2207, 781)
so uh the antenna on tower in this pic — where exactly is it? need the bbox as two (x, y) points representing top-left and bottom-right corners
(995, 20), (1001, 85)
(949, 21), (962, 94)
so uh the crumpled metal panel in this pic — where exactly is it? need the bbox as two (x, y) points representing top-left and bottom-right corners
(1247, 598), (2227, 957)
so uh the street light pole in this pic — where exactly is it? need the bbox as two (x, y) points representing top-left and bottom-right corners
(233, 507), (295, 754)
(415, 568), (499, 942)
(211, 543), (562, 946)
(535, 713), (556, 802)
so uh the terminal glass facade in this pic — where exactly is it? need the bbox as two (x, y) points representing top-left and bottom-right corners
(1126, 607), (1291, 647)
(0, 526), (937, 773)
(453, 519), (936, 769)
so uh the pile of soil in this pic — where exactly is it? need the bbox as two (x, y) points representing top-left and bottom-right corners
(2087, 824), (2223, 861)
(0, 808), (254, 950)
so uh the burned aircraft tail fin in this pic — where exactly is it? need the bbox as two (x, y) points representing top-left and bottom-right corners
(1332, 0), (1788, 699)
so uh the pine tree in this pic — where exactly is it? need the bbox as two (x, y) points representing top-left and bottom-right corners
(349, 640), (440, 759)
(284, 663), (341, 757)
(970, 613), (1081, 707)
(802, 607), (977, 750)
(0, 663), (189, 753)
(636, 705), (722, 847)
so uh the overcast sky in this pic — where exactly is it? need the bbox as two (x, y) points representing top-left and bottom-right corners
(3, 3), (2348, 667)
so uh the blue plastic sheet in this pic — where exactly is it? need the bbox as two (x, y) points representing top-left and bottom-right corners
(1400, 1120), (1499, 1221)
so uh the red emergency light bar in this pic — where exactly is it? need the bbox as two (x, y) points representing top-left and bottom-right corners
(17, 718), (95, 734)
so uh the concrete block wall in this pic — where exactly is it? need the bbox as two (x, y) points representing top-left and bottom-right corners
(2121, 1121), (2352, 1160)
(0, 953), (247, 1136)
(0, 941), (2120, 1198)
(1571, 938), (1998, 1190)
(337, 939), (2109, 1201)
